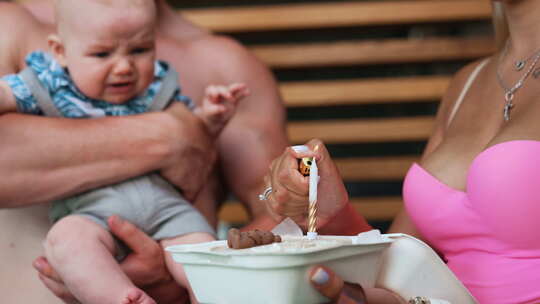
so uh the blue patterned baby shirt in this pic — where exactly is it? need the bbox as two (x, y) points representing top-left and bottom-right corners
(1, 51), (193, 118)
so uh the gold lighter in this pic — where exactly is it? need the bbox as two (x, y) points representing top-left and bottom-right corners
(298, 157), (314, 176)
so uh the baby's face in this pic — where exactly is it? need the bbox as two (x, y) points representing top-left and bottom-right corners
(53, 2), (156, 104)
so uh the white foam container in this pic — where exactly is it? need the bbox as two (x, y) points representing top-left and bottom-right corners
(377, 234), (477, 304)
(166, 235), (392, 304)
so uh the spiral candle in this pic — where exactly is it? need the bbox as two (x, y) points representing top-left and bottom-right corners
(308, 201), (317, 233)
(307, 159), (318, 236)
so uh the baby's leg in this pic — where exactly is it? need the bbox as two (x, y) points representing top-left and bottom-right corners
(44, 215), (155, 304)
(161, 232), (215, 304)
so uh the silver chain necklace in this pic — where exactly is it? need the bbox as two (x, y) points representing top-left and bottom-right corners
(513, 47), (540, 71)
(496, 41), (540, 121)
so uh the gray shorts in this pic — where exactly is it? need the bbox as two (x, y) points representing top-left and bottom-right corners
(50, 174), (216, 243)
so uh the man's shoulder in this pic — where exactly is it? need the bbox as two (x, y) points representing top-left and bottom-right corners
(0, 3), (28, 72)
(0, 3), (51, 72)
(186, 34), (269, 82)
(0, 3), (35, 27)
(186, 34), (253, 62)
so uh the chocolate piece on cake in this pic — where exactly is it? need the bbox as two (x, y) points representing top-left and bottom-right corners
(227, 228), (282, 249)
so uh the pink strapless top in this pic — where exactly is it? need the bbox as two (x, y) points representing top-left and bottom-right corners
(403, 140), (540, 304)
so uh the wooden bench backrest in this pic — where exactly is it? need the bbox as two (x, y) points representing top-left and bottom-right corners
(180, 0), (495, 226)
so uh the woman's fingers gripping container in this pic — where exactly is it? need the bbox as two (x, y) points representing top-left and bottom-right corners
(166, 230), (392, 304)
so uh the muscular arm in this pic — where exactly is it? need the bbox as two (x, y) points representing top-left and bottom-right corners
(0, 94), (216, 207)
(0, 112), (174, 207)
(211, 37), (289, 230)
(0, 81), (16, 113)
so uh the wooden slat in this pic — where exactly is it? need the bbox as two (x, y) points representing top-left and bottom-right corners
(288, 116), (435, 144)
(350, 197), (403, 221)
(281, 76), (451, 107)
(336, 156), (418, 181)
(182, 0), (491, 33)
(218, 197), (402, 223)
(252, 37), (495, 69)
(219, 202), (248, 224)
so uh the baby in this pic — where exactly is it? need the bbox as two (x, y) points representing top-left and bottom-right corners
(0, 0), (249, 303)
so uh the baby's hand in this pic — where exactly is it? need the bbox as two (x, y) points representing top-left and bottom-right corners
(197, 83), (249, 136)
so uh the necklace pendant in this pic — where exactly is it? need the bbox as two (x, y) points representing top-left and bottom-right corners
(534, 68), (540, 79)
(514, 60), (526, 71)
(503, 102), (514, 121)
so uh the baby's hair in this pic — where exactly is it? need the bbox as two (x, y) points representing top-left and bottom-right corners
(54, 0), (157, 36)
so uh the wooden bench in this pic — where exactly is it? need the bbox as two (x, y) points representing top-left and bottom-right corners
(180, 0), (496, 228)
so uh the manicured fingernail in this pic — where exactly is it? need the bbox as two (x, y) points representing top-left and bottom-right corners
(291, 145), (310, 153)
(311, 268), (329, 285)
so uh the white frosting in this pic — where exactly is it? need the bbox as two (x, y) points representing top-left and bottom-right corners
(210, 237), (351, 254)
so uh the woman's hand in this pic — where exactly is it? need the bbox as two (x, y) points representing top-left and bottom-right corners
(265, 139), (350, 230)
(310, 265), (366, 303)
(33, 216), (189, 304)
(309, 266), (406, 304)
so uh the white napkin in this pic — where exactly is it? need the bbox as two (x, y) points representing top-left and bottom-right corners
(271, 217), (304, 236)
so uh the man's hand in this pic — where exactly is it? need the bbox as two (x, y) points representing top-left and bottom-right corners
(160, 102), (217, 201)
(32, 256), (78, 304)
(33, 216), (189, 304)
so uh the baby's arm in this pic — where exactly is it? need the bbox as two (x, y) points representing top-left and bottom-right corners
(0, 80), (17, 113)
(193, 83), (249, 136)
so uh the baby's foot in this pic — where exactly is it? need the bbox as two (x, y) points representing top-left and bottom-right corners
(121, 287), (156, 304)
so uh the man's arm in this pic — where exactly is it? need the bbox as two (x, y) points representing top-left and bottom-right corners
(0, 102), (215, 207)
(209, 37), (289, 230)
(0, 112), (167, 207)
(0, 81), (17, 113)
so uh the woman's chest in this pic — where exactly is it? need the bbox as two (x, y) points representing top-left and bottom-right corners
(422, 111), (540, 192)
(420, 135), (495, 192)
(407, 140), (540, 249)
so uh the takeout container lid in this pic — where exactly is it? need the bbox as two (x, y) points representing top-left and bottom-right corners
(166, 234), (392, 304)
(377, 234), (477, 304)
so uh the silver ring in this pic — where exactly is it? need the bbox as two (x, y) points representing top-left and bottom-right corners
(258, 187), (273, 201)
(408, 296), (431, 304)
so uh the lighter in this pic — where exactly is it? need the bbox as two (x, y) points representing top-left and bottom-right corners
(298, 157), (313, 176)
